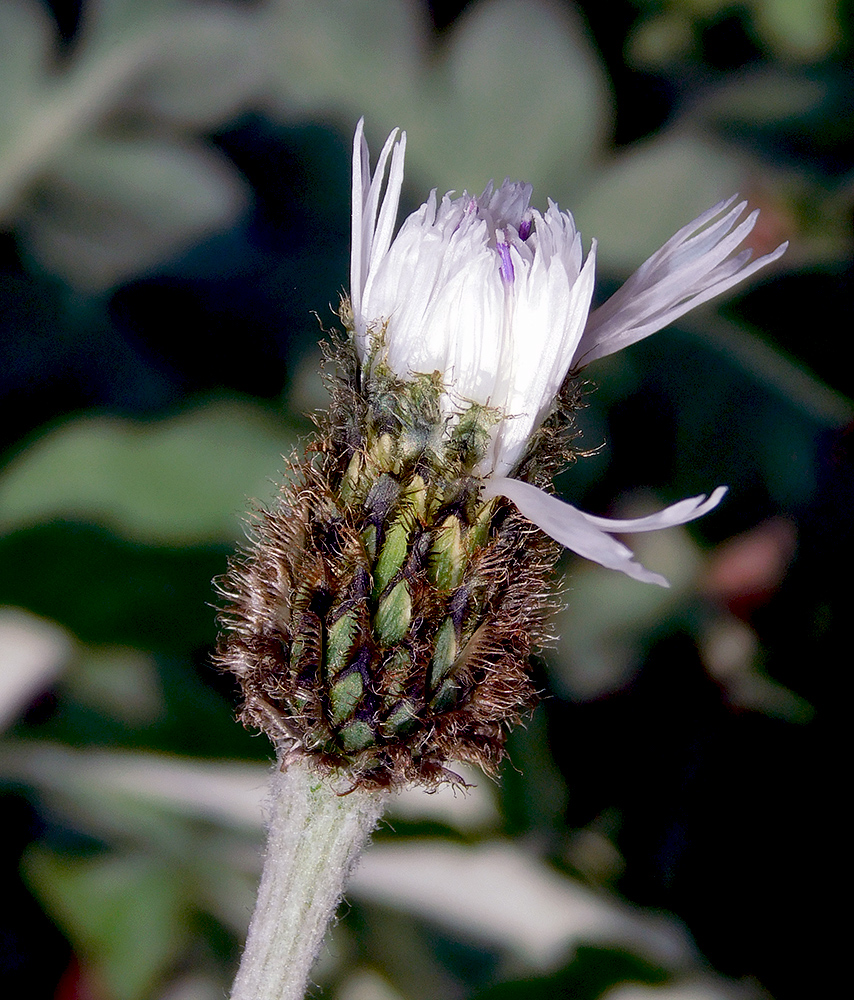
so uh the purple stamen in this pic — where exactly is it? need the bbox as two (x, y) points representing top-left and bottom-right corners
(518, 215), (533, 241)
(497, 241), (515, 285)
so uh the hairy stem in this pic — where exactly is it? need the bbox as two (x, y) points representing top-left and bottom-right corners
(230, 757), (389, 1000)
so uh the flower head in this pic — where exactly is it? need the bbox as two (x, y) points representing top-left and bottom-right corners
(350, 118), (787, 586)
(217, 121), (787, 789)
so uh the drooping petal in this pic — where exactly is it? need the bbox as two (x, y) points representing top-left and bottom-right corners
(579, 485), (728, 531)
(575, 198), (788, 365)
(482, 477), (727, 586)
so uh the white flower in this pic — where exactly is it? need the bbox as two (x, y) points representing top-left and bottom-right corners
(350, 120), (787, 586)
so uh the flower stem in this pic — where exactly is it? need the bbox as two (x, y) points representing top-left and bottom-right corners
(230, 757), (389, 1000)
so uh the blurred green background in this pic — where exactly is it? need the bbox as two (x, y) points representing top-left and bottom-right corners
(1, 1), (849, 998)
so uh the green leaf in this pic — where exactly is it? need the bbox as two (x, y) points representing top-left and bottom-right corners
(80, 0), (202, 50)
(0, 400), (297, 545)
(501, 707), (568, 838)
(126, 8), (267, 128)
(24, 846), (188, 1000)
(0, 742), (267, 838)
(1, 0), (256, 275)
(65, 645), (165, 727)
(0, 521), (226, 655)
(629, 0), (842, 63)
(422, 0), (608, 197)
(469, 944), (669, 1000)
(264, 0), (423, 119)
(23, 136), (248, 290)
(0, 0), (54, 116)
(752, 0), (841, 60)
(699, 66), (827, 127)
(548, 518), (701, 700)
(69, 0), (270, 129)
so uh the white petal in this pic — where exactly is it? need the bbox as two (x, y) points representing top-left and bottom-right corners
(366, 205), (497, 379)
(483, 179), (533, 230)
(482, 478), (727, 586)
(368, 132), (408, 276)
(350, 120), (406, 352)
(349, 117), (368, 323)
(488, 236), (597, 477)
(575, 199), (788, 365)
(579, 485), (728, 531)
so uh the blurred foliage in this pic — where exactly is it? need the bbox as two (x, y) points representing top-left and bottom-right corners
(1, 0), (850, 999)
(0, 0), (256, 290)
(0, 400), (298, 544)
(628, 0), (843, 65)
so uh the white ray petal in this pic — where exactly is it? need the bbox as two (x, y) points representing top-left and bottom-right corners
(369, 132), (407, 275)
(579, 486), (728, 531)
(482, 478), (727, 586)
(349, 117), (367, 322)
(576, 199), (788, 365)
(350, 120), (406, 349)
